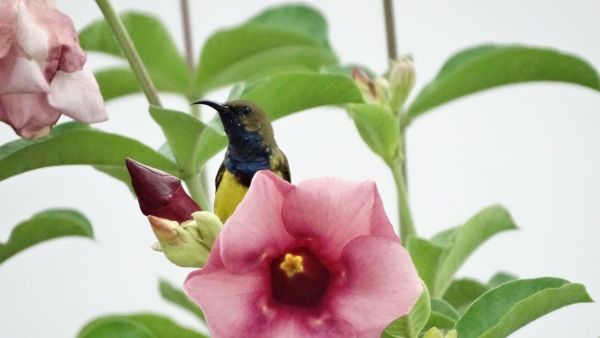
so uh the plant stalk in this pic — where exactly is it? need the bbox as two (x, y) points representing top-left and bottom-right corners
(94, 0), (162, 107)
(391, 153), (416, 246)
(383, 0), (398, 60)
(184, 175), (210, 212)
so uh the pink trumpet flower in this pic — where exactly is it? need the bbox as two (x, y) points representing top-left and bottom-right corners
(0, 0), (107, 139)
(184, 171), (422, 338)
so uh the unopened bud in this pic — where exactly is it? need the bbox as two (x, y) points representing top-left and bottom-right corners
(352, 67), (391, 108)
(126, 158), (201, 223)
(352, 67), (377, 103)
(423, 328), (457, 338)
(147, 211), (223, 268)
(388, 56), (416, 111)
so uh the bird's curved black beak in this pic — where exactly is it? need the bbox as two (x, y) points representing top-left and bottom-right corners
(192, 99), (233, 115)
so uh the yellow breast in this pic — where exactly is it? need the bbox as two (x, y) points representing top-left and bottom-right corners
(214, 170), (249, 224)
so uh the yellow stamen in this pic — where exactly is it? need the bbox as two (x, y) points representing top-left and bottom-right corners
(280, 253), (304, 277)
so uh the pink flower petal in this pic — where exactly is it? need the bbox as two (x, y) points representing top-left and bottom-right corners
(0, 92), (60, 138)
(0, 44), (49, 95)
(220, 171), (295, 274)
(16, 0), (86, 73)
(184, 238), (271, 338)
(0, 0), (18, 58)
(330, 236), (422, 337)
(47, 67), (107, 123)
(281, 178), (399, 264)
(269, 312), (356, 338)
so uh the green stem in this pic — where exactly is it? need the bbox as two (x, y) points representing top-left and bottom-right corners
(94, 0), (162, 107)
(382, 0), (398, 61)
(391, 154), (416, 246)
(184, 175), (210, 212)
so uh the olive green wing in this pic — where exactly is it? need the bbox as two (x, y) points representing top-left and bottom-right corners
(215, 161), (226, 191)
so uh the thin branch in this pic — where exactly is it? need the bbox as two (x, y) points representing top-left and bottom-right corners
(180, 0), (195, 75)
(383, 0), (398, 60)
(95, 0), (162, 107)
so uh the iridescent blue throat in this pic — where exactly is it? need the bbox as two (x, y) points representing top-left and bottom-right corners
(224, 122), (271, 181)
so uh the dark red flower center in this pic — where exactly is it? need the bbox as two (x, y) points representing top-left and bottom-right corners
(270, 246), (331, 308)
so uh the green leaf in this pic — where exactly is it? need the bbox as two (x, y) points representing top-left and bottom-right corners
(424, 299), (460, 331)
(347, 104), (399, 165)
(94, 68), (141, 102)
(442, 278), (488, 314)
(197, 24), (336, 92)
(0, 209), (93, 264)
(454, 278), (593, 338)
(149, 106), (208, 174)
(78, 317), (156, 338)
(385, 282), (431, 338)
(406, 236), (444, 293)
(241, 72), (364, 120)
(320, 64), (377, 79)
(248, 4), (331, 49)
(159, 279), (205, 323)
(407, 45), (600, 118)
(79, 12), (189, 98)
(433, 205), (518, 298)
(0, 122), (178, 183)
(194, 121), (227, 169)
(487, 272), (518, 289)
(78, 314), (207, 338)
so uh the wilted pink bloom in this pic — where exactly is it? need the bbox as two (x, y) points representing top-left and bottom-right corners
(185, 171), (422, 337)
(0, 0), (107, 139)
(125, 158), (201, 223)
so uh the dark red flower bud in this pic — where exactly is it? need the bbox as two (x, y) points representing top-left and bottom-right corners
(125, 158), (201, 223)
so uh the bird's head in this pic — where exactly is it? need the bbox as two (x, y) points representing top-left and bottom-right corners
(192, 99), (275, 145)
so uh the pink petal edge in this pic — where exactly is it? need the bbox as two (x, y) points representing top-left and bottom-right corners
(281, 177), (398, 265)
(220, 170), (295, 274)
(184, 238), (271, 338)
(330, 236), (422, 337)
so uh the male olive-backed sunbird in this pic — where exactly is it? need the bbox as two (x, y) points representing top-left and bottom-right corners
(193, 99), (291, 223)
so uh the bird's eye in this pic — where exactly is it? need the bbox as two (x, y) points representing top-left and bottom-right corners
(240, 106), (252, 115)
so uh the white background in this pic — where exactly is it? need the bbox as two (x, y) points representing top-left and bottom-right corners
(1, 0), (599, 337)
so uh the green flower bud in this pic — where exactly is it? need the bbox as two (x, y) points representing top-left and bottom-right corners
(388, 56), (416, 111)
(423, 328), (457, 338)
(148, 211), (223, 268)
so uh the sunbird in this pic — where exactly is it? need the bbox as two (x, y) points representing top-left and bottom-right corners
(193, 99), (291, 223)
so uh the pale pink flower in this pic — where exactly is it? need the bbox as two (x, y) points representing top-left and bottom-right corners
(0, 0), (107, 139)
(184, 171), (422, 338)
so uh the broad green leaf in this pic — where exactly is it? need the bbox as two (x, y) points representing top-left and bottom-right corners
(78, 318), (156, 338)
(159, 279), (205, 323)
(249, 4), (331, 49)
(94, 68), (141, 101)
(442, 278), (488, 314)
(455, 278), (593, 338)
(406, 236), (444, 292)
(149, 106), (207, 174)
(0, 122), (178, 183)
(0, 209), (93, 264)
(385, 282), (430, 338)
(78, 314), (207, 338)
(79, 12), (189, 97)
(241, 72), (364, 120)
(196, 24), (336, 92)
(424, 299), (460, 331)
(194, 122), (227, 169)
(321, 64), (377, 79)
(433, 205), (518, 298)
(407, 45), (600, 118)
(347, 104), (399, 165)
(487, 272), (518, 289)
